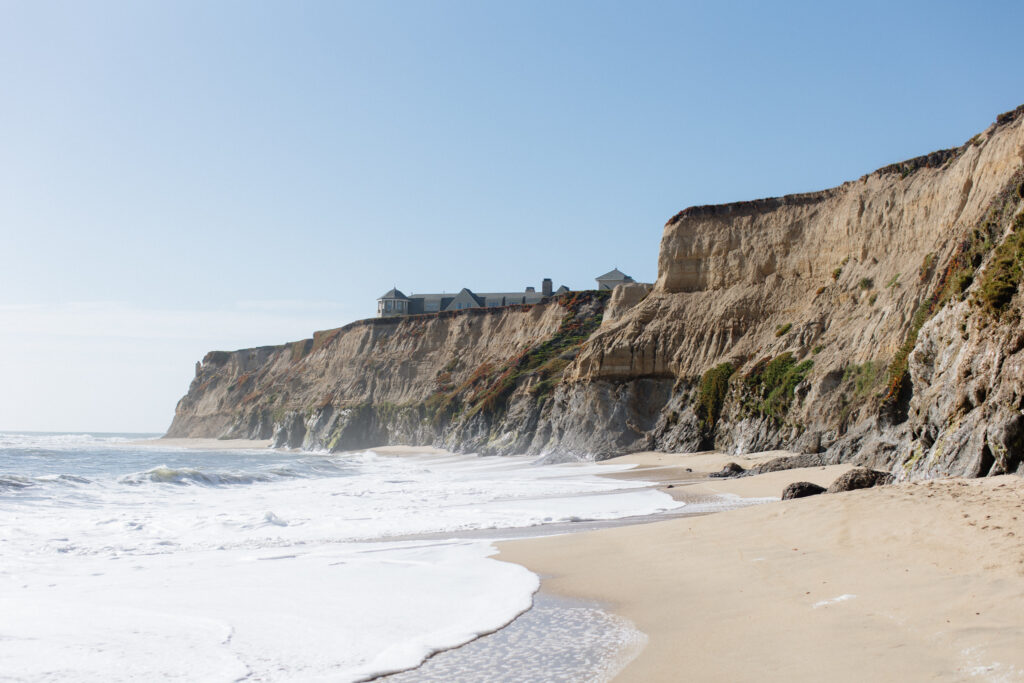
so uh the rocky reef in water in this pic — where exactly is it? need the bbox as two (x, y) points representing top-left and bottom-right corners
(167, 105), (1024, 480)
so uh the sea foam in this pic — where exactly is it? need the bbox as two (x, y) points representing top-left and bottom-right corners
(0, 434), (680, 681)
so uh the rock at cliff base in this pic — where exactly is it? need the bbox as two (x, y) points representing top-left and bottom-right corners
(752, 453), (827, 474)
(794, 431), (823, 454)
(826, 468), (894, 494)
(781, 481), (827, 499)
(709, 462), (745, 478)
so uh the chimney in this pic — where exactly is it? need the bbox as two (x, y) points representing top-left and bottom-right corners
(542, 278), (553, 296)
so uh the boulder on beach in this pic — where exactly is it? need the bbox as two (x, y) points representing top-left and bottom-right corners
(708, 462), (745, 478)
(781, 481), (826, 499)
(826, 467), (894, 494)
(751, 453), (827, 474)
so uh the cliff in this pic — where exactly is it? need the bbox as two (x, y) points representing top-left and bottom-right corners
(167, 293), (614, 454)
(168, 105), (1024, 479)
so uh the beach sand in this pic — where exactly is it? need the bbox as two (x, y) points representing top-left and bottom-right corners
(596, 450), (854, 502)
(499, 466), (1024, 682)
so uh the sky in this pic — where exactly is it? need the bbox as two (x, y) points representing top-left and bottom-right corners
(2, 0), (1023, 432)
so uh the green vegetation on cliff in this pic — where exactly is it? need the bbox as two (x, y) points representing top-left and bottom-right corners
(884, 167), (1024, 408)
(423, 290), (610, 424)
(743, 353), (814, 423)
(695, 362), (735, 430)
(979, 214), (1024, 315)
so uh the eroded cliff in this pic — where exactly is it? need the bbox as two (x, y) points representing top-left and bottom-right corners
(167, 292), (613, 454)
(168, 105), (1024, 479)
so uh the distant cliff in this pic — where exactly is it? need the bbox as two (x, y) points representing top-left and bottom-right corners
(168, 105), (1024, 479)
(167, 292), (613, 455)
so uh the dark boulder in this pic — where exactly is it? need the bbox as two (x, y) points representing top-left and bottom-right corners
(752, 453), (827, 474)
(826, 467), (894, 494)
(709, 462), (745, 478)
(781, 481), (826, 499)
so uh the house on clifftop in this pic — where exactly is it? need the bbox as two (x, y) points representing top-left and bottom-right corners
(377, 278), (570, 317)
(377, 268), (637, 317)
(595, 268), (635, 290)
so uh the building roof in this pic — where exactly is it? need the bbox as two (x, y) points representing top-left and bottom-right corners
(444, 288), (485, 311)
(596, 267), (632, 281)
(378, 288), (410, 300)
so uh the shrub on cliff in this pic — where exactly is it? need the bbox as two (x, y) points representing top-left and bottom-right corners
(743, 353), (814, 422)
(882, 172), (1024, 412)
(979, 227), (1024, 314)
(695, 362), (735, 430)
(425, 291), (609, 422)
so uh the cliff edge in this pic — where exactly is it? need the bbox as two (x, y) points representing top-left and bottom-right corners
(168, 105), (1024, 479)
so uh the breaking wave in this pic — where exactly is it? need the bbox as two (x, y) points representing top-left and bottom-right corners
(119, 465), (276, 487)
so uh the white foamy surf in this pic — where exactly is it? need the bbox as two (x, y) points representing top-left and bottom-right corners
(0, 433), (681, 681)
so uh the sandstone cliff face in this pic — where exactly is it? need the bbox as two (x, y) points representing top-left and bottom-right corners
(168, 106), (1024, 479)
(167, 294), (610, 454)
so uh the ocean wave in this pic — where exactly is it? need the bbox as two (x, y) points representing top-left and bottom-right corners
(0, 472), (96, 493)
(0, 432), (138, 452)
(118, 466), (275, 487)
(0, 475), (34, 491)
(36, 473), (93, 485)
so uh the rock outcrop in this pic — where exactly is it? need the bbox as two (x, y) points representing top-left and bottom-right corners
(826, 468), (895, 494)
(167, 105), (1024, 480)
(781, 482), (826, 500)
(708, 462), (746, 478)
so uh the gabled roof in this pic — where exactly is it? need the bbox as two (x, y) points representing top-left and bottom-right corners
(378, 288), (410, 300)
(444, 288), (484, 311)
(596, 268), (632, 281)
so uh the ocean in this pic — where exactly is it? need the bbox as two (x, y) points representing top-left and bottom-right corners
(0, 432), (683, 681)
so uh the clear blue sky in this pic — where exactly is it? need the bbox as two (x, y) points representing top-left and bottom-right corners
(2, 0), (1022, 432)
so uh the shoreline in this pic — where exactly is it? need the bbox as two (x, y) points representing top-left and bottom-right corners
(498, 465), (1024, 681)
(123, 439), (1024, 679)
(593, 449), (854, 501)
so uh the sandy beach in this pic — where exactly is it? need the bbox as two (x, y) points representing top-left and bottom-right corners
(499, 454), (1024, 681)
(595, 450), (853, 500)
